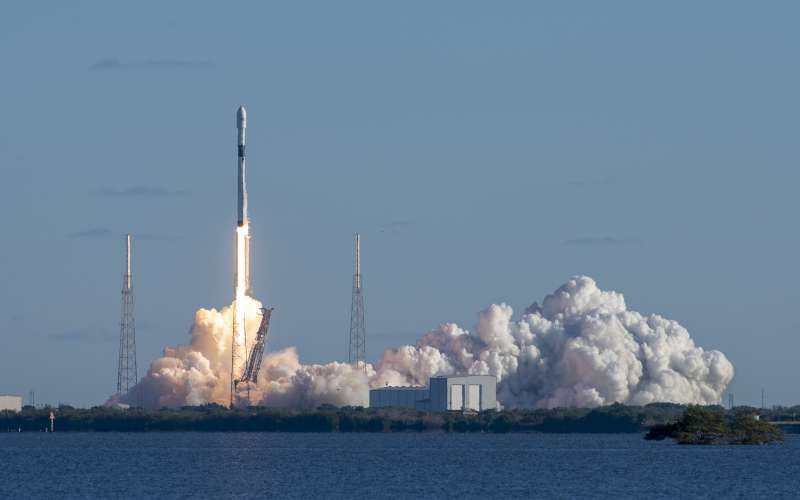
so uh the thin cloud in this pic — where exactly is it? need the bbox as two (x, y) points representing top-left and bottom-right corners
(92, 185), (190, 198)
(68, 227), (114, 239)
(563, 237), (643, 247)
(379, 220), (412, 233)
(90, 58), (215, 71)
(50, 329), (115, 342)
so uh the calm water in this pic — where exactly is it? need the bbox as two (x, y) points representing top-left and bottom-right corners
(1, 433), (798, 499)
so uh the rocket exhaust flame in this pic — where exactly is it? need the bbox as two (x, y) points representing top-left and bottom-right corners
(231, 225), (249, 389)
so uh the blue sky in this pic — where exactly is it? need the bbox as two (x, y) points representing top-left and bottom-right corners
(1, 1), (798, 407)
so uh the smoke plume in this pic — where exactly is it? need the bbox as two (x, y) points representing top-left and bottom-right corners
(113, 276), (733, 409)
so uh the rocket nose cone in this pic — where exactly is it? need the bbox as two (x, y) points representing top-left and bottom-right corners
(237, 106), (247, 128)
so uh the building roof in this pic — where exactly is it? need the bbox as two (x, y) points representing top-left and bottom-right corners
(370, 386), (427, 391)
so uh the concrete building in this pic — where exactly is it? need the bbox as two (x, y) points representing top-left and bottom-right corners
(369, 375), (497, 411)
(369, 386), (429, 409)
(0, 395), (23, 412)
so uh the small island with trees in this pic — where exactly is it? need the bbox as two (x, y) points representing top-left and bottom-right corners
(645, 406), (783, 445)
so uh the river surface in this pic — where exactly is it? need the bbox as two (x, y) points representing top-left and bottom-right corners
(1, 432), (798, 499)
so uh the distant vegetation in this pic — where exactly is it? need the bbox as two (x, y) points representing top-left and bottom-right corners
(0, 403), (676, 433)
(0, 403), (791, 438)
(645, 406), (784, 445)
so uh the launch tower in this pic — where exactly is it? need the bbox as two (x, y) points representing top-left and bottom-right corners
(117, 234), (138, 398)
(348, 234), (367, 373)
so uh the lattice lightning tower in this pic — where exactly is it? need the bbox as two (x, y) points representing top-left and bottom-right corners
(348, 233), (367, 372)
(117, 234), (138, 397)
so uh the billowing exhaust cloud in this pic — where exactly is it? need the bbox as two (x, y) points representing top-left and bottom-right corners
(113, 296), (371, 409)
(376, 276), (733, 407)
(112, 276), (733, 409)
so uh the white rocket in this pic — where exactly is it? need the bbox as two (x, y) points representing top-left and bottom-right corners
(235, 106), (252, 297)
(237, 106), (248, 227)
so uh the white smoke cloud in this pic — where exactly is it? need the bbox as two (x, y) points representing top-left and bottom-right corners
(113, 276), (733, 409)
(111, 295), (371, 409)
(375, 276), (734, 408)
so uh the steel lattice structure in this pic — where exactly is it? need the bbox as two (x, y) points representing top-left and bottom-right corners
(240, 307), (274, 384)
(348, 234), (367, 373)
(117, 234), (138, 398)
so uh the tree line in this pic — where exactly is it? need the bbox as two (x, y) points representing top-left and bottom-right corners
(0, 402), (692, 433)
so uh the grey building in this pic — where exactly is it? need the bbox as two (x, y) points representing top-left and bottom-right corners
(0, 395), (22, 412)
(369, 375), (497, 411)
(369, 386), (429, 409)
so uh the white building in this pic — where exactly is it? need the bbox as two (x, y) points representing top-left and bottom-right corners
(0, 395), (23, 412)
(369, 375), (497, 411)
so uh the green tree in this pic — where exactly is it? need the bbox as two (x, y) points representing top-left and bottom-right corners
(673, 405), (727, 444)
(728, 409), (784, 445)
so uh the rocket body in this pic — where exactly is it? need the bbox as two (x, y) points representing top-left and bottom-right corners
(237, 106), (248, 227)
(232, 106), (252, 398)
(234, 106), (252, 298)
